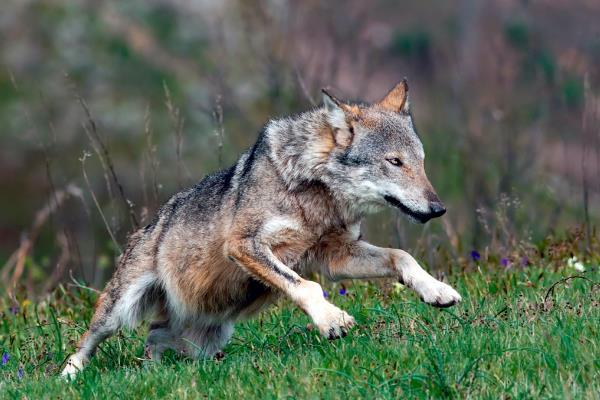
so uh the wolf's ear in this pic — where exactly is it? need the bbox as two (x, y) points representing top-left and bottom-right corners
(378, 78), (410, 114)
(322, 88), (346, 128)
(321, 88), (355, 147)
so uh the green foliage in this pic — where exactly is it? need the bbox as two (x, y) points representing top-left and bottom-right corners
(535, 49), (557, 84)
(389, 30), (431, 61)
(106, 37), (132, 61)
(145, 6), (178, 44)
(0, 71), (17, 108)
(504, 20), (530, 51)
(0, 1), (598, 301)
(561, 75), (584, 109)
(98, 34), (180, 102)
(1, 264), (598, 398)
(0, 1), (597, 265)
(520, 49), (557, 86)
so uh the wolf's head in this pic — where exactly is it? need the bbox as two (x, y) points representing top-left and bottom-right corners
(320, 80), (445, 223)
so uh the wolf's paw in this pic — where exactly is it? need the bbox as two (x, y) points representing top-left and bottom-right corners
(419, 281), (461, 308)
(313, 304), (356, 339)
(61, 353), (87, 380)
(144, 343), (163, 362)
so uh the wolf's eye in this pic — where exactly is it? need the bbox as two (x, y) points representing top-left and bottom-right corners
(387, 157), (403, 167)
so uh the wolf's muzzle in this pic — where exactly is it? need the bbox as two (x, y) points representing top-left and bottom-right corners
(383, 195), (446, 223)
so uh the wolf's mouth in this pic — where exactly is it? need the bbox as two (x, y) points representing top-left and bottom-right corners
(383, 195), (431, 223)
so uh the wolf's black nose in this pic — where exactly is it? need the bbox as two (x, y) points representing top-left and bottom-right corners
(429, 201), (446, 218)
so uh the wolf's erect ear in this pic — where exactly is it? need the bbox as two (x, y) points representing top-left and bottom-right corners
(322, 88), (348, 128)
(378, 78), (410, 114)
(322, 88), (355, 147)
(322, 88), (343, 111)
(322, 88), (347, 128)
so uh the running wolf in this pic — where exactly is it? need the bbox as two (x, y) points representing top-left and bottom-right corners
(62, 79), (461, 377)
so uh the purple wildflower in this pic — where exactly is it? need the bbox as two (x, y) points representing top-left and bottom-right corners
(339, 288), (347, 296)
(17, 367), (23, 380)
(323, 290), (329, 298)
(521, 256), (529, 267)
(1, 352), (8, 366)
(501, 258), (510, 267)
(10, 306), (19, 315)
(470, 250), (481, 262)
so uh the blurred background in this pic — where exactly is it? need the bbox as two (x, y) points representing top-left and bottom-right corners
(1, 0), (599, 294)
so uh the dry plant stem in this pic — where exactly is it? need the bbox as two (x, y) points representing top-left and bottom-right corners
(78, 114), (113, 201)
(294, 65), (316, 106)
(582, 73), (592, 255)
(68, 270), (101, 294)
(80, 152), (122, 254)
(3, 184), (83, 301)
(213, 95), (225, 168)
(65, 229), (85, 281)
(543, 274), (599, 303)
(1, 252), (18, 285)
(164, 83), (188, 188)
(76, 94), (139, 229)
(393, 213), (406, 249)
(442, 218), (460, 254)
(143, 106), (160, 206)
(139, 152), (149, 223)
(43, 231), (71, 294)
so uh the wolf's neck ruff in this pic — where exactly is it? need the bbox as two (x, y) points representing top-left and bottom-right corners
(265, 108), (334, 189)
(263, 107), (372, 219)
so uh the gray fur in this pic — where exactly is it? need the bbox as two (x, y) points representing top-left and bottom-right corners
(62, 82), (459, 378)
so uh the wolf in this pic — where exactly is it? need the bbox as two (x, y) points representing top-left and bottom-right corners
(62, 79), (461, 377)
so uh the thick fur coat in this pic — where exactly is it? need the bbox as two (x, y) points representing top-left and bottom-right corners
(62, 80), (461, 377)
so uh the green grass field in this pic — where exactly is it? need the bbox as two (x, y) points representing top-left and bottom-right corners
(1, 264), (598, 399)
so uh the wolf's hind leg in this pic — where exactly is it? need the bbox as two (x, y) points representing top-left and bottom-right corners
(62, 271), (159, 378)
(61, 292), (120, 378)
(181, 322), (234, 360)
(145, 321), (234, 361)
(144, 321), (183, 361)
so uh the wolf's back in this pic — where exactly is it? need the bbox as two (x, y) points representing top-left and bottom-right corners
(147, 165), (236, 233)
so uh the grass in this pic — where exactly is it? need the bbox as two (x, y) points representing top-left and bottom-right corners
(1, 264), (598, 399)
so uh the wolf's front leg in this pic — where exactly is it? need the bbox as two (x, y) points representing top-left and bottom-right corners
(289, 280), (355, 339)
(391, 249), (461, 307)
(320, 238), (461, 307)
(226, 235), (355, 339)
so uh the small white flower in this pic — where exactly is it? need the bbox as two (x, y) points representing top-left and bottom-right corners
(567, 256), (585, 272)
(573, 261), (585, 272)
